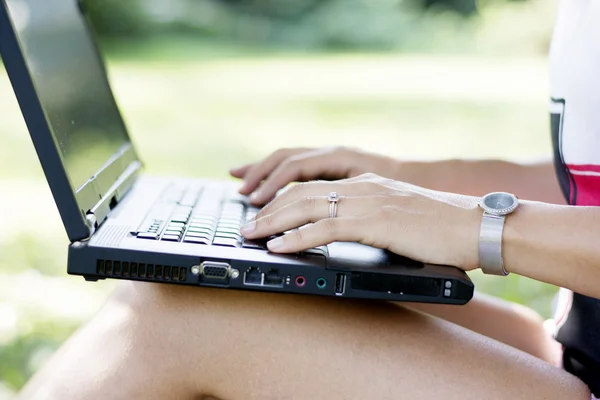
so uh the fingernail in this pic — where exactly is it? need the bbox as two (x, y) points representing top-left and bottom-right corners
(267, 237), (285, 251)
(240, 220), (256, 235)
(239, 182), (248, 192)
(249, 191), (261, 202)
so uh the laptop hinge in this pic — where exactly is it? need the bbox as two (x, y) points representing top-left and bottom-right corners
(84, 161), (142, 239)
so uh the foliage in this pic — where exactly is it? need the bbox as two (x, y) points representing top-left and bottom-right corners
(84, 0), (536, 51)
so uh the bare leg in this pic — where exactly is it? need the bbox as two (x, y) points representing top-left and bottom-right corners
(408, 292), (561, 364)
(19, 282), (589, 400)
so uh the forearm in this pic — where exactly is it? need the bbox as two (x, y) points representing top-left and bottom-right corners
(503, 202), (600, 298)
(398, 159), (566, 204)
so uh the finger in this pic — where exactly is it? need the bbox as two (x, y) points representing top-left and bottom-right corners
(265, 216), (371, 253)
(257, 181), (339, 219)
(249, 151), (353, 205)
(242, 195), (380, 239)
(240, 148), (310, 196)
(229, 163), (255, 179)
(258, 179), (381, 219)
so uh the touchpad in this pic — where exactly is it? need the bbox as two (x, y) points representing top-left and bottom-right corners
(326, 242), (389, 266)
(326, 242), (424, 269)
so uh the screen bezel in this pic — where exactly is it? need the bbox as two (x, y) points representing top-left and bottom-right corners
(0, 0), (142, 241)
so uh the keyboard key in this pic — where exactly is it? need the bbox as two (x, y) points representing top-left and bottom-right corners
(242, 240), (266, 250)
(223, 203), (244, 210)
(170, 216), (188, 224)
(191, 217), (217, 224)
(222, 212), (243, 218)
(219, 217), (241, 224)
(217, 222), (241, 230)
(303, 247), (328, 257)
(184, 237), (210, 245)
(190, 224), (216, 231)
(225, 193), (249, 203)
(176, 206), (193, 214)
(137, 232), (158, 240)
(213, 237), (239, 247)
(161, 234), (180, 242)
(189, 224), (215, 232)
(165, 229), (182, 236)
(185, 231), (212, 240)
(180, 192), (200, 207)
(216, 227), (241, 235)
(215, 232), (241, 241)
(188, 228), (214, 235)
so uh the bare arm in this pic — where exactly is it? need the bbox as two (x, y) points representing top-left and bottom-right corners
(504, 201), (600, 298)
(397, 159), (566, 204)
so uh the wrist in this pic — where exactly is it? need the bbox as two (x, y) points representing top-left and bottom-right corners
(476, 191), (525, 276)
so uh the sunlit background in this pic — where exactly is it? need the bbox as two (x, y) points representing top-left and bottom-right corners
(1, 0), (559, 396)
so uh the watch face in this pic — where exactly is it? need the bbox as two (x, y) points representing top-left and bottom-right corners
(480, 192), (519, 215)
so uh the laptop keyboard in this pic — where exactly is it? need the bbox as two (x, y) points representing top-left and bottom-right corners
(135, 183), (328, 256)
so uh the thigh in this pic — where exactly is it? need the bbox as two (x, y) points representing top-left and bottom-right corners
(408, 292), (562, 364)
(19, 282), (590, 400)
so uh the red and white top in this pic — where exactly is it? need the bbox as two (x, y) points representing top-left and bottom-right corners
(549, 0), (600, 205)
(548, 0), (600, 395)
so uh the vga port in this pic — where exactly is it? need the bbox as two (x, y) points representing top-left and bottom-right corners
(200, 261), (232, 279)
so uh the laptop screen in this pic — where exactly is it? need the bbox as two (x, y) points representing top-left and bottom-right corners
(4, 0), (131, 190)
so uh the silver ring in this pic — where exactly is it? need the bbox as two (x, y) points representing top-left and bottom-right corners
(328, 192), (340, 218)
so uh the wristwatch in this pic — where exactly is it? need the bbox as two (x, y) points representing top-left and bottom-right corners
(478, 192), (519, 276)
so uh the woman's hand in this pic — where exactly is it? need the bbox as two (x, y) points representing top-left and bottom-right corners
(230, 147), (400, 205)
(240, 173), (482, 271)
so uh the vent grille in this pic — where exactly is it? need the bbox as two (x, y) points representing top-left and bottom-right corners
(90, 224), (129, 247)
(96, 259), (187, 282)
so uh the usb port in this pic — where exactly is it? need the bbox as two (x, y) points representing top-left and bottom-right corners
(334, 273), (347, 296)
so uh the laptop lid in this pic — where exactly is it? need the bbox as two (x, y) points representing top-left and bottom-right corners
(0, 0), (142, 242)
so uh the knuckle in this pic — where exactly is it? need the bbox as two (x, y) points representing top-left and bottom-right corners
(282, 156), (302, 172)
(273, 148), (288, 157)
(261, 212), (276, 228)
(357, 172), (381, 181)
(362, 180), (383, 194)
(322, 218), (339, 236)
(292, 227), (305, 244)
(336, 145), (359, 157)
(300, 196), (318, 214)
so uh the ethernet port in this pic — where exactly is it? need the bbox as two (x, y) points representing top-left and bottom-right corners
(244, 267), (263, 286)
(264, 269), (284, 288)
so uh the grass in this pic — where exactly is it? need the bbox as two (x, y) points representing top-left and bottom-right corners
(0, 44), (559, 395)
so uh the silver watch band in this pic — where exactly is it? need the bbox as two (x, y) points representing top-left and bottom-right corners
(479, 213), (508, 276)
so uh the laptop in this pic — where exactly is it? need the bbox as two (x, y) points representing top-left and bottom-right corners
(0, 0), (474, 304)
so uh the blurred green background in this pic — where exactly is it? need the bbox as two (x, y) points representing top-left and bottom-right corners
(0, 0), (560, 396)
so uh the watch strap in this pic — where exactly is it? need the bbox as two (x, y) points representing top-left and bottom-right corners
(479, 213), (508, 276)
